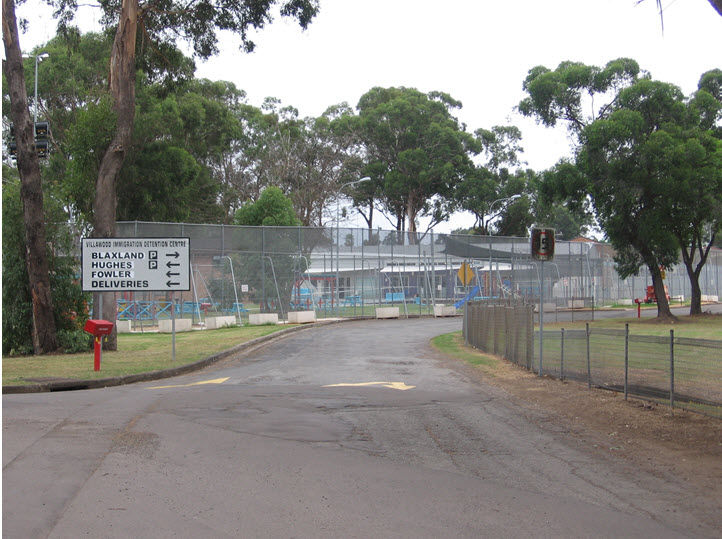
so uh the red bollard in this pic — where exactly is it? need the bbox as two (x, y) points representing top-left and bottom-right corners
(634, 299), (641, 318)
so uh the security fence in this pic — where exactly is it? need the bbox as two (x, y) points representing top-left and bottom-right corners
(463, 301), (722, 418)
(110, 221), (722, 325)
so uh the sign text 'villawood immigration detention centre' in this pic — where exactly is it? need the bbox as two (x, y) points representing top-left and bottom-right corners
(81, 237), (191, 292)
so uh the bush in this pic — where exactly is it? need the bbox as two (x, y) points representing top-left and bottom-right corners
(2, 173), (91, 355)
(57, 330), (93, 354)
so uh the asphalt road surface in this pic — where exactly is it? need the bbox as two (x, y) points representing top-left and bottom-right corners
(3, 316), (716, 538)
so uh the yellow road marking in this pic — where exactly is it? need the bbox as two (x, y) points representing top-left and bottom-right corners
(323, 381), (415, 391)
(147, 377), (229, 389)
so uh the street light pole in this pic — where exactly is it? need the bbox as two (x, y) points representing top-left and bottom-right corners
(336, 177), (371, 313)
(27, 53), (49, 125)
(486, 194), (521, 296)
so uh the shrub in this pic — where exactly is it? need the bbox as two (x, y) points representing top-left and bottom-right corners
(57, 330), (93, 354)
(2, 172), (91, 355)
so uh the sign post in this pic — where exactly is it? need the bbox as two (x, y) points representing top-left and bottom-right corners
(81, 238), (191, 363)
(531, 228), (555, 377)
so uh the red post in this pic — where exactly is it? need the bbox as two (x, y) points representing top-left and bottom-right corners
(84, 319), (114, 372)
(94, 336), (102, 371)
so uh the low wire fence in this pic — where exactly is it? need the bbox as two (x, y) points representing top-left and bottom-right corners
(463, 301), (722, 418)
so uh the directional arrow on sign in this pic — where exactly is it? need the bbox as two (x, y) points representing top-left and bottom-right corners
(166, 252), (180, 258)
(166, 281), (180, 287)
(166, 271), (179, 278)
(166, 261), (180, 268)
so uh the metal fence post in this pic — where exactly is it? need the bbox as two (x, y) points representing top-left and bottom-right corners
(560, 328), (565, 380)
(586, 322), (591, 389)
(539, 260), (544, 377)
(624, 323), (629, 401)
(670, 329), (675, 410)
(463, 301), (469, 345)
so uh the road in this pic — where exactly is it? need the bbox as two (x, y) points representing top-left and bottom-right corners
(3, 317), (717, 538)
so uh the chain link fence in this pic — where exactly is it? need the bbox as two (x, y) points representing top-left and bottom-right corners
(110, 222), (721, 326)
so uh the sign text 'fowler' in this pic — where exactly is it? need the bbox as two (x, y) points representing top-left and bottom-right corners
(82, 238), (191, 292)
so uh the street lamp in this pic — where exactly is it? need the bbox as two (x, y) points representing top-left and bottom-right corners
(486, 194), (521, 296)
(489, 193), (521, 216)
(23, 53), (49, 124)
(336, 177), (371, 312)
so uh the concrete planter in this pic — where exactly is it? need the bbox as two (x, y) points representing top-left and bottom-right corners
(115, 320), (132, 333)
(159, 318), (192, 333)
(288, 311), (316, 324)
(249, 313), (279, 325)
(376, 307), (400, 319)
(434, 305), (457, 317)
(205, 316), (237, 329)
(534, 303), (557, 313)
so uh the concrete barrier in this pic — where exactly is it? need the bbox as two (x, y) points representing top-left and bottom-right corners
(249, 313), (279, 325)
(434, 305), (458, 317)
(288, 311), (316, 324)
(618, 299), (634, 306)
(158, 318), (192, 333)
(702, 295), (719, 302)
(376, 307), (400, 319)
(534, 303), (557, 313)
(567, 299), (585, 309)
(671, 295), (684, 303)
(115, 320), (131, 333)
(205, 316), (237, 329)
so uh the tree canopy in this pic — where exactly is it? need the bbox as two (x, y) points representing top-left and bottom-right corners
(522, 59), (722, 318)
(233, 185), (301, 226)
(351, 87), (479, 237)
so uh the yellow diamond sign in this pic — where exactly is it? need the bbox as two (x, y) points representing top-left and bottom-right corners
(457, 262), (475, 286)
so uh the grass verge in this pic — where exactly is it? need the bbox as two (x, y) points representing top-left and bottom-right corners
(2, 325), (287, 386)
(431, 332), (496, 369)
(541, 312), (722, 339)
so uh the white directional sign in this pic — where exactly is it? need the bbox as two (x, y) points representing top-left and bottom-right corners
(81, 237), (190, 292)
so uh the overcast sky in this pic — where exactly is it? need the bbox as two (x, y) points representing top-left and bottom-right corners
(15, 0), (722, 232)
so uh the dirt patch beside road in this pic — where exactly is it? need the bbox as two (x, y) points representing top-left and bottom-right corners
(438, 333), (722, 528)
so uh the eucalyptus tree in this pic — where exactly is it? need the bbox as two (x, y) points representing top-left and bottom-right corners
(2, 0), (58, 353)
(555, 75), (721, 318)
(644, 74), (722, 315)
(519, 59), (678, 319)
(354, 87), (479, 240)
(456, 125), (526, 235)
(228, 99), (305, 216)
(289, 113), (357, 227)
(36, 0), (319, 347)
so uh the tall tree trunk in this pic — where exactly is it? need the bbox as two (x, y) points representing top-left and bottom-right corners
(678, 232), (713, 316)
(92, 0), (139, 350)
(2, 0), (59, 354)
(407, 196), (418, 245)
(687, 272), (703, 315)
(649, 267), (676, 321)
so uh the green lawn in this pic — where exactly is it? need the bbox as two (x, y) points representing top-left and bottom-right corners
(541, 312), (722, 340)
(2, 325), (287, 386)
